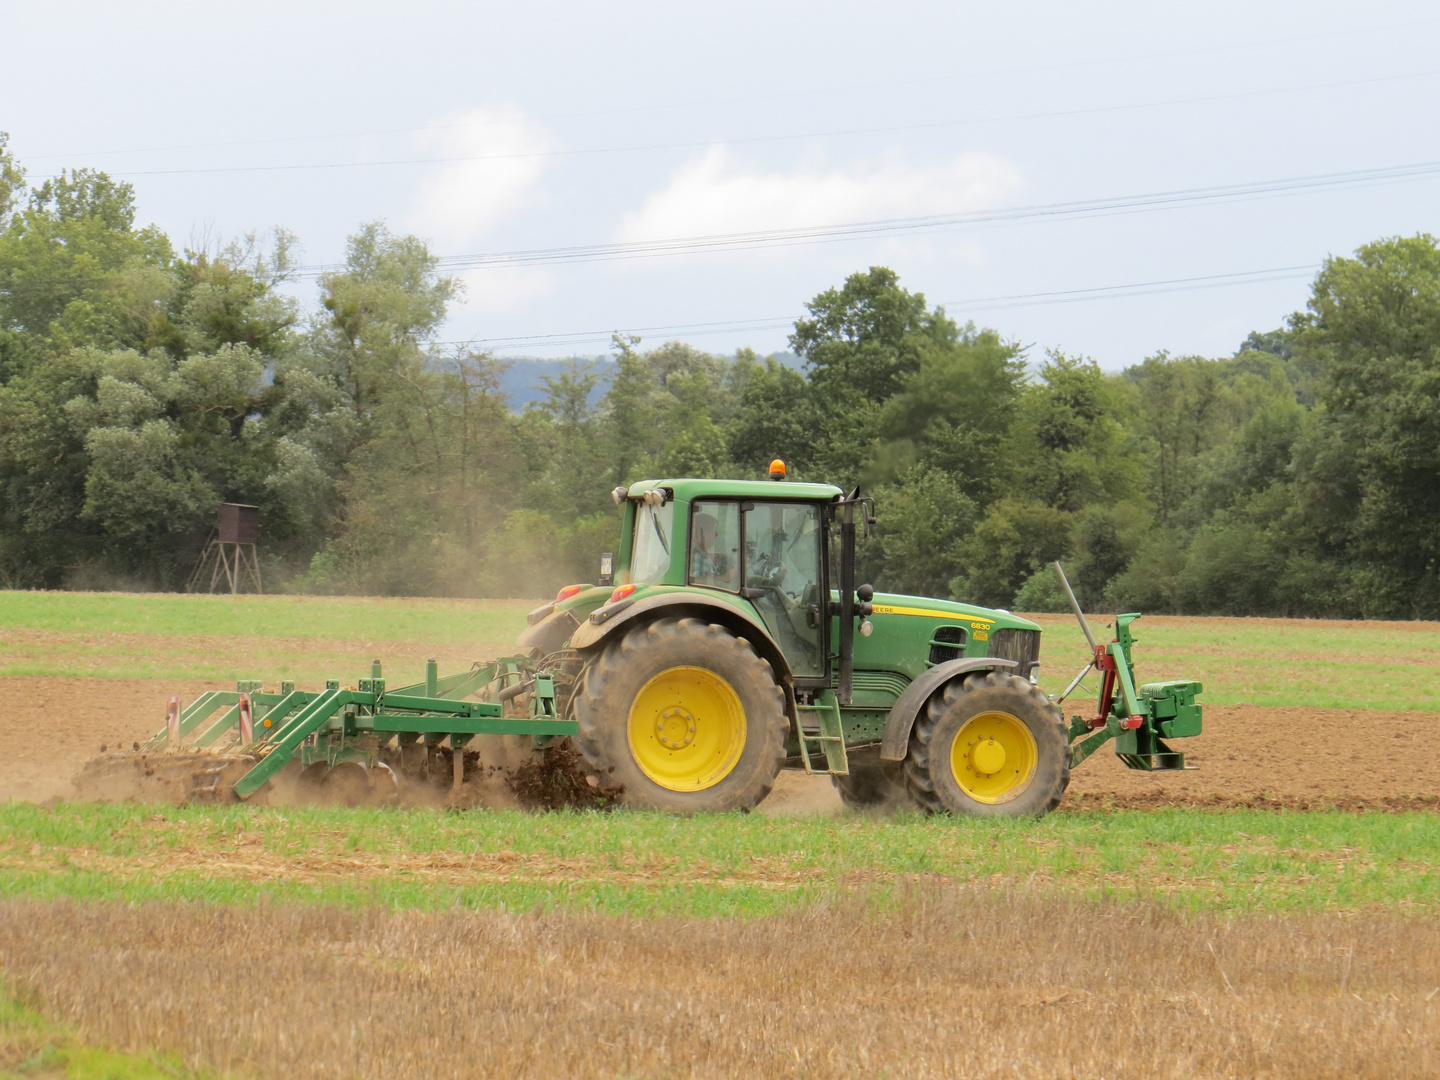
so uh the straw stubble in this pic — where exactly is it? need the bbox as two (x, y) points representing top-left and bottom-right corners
(1, 890), (1436, 1079)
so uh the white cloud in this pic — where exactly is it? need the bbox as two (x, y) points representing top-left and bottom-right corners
(408, 104), (551, 247)
(616, 146), (1023, 244)
(457, 265), (555, 315)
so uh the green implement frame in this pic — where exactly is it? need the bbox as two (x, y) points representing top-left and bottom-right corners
(1050, 563), (1203, 773)
(1061, 613), (1203, 771)
(145, 656), (575, 800)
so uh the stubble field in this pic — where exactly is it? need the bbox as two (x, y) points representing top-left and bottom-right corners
(1, 591), (1438, 1078)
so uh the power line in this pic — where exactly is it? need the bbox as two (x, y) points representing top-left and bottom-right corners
(34, 68), (1440, 182)
(21, 13), (1438, 166)
(947, 265), (1318, 310)
(434, 263), (1319, 353)
(288, 160), (1440, 278)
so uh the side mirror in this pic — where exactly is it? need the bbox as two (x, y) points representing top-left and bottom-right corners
(598, 552), (615, 587)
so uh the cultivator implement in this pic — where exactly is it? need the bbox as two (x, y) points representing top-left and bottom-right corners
(75, 656), (576, 804)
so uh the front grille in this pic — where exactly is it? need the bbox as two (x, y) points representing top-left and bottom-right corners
(929, 625), (967, 665)
(987, 628), (1040, 676)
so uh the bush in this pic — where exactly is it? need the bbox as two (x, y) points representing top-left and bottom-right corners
(1012, 567), (1071, 613)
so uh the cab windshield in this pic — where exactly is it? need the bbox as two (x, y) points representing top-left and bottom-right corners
(630, 501), (674, 584)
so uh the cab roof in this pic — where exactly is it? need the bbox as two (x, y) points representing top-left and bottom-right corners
(628, 477), (845, 501)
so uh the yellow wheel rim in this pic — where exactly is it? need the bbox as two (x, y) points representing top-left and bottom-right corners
(627, 666), (747, 791)
(949, 710), (1038, 804)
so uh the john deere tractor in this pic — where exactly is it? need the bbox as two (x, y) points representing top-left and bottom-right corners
(99, 464), (1200, 815)
(518, 464), (1203, 816)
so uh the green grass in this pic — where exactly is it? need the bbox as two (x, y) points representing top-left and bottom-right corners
(2, 802), (1437, 918)
(0, 591), (536, 682)
(0, 982), (209, 1079)
(1028, 613), (1440, 711)
(0, 590), (534, 644)
(4, 591), (1439, 709)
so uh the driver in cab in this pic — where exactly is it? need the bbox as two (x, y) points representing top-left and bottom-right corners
(690, 512), (739, 590)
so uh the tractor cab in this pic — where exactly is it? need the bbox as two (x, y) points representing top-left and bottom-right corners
(591, 476), (845, 689)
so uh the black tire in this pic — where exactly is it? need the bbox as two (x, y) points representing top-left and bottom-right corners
(832, 763), (922, 812)
(573, 617), (788, 812)
(904, 670), (1069, 817)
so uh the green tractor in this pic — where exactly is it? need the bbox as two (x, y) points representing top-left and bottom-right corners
(517, 466), (1203, 816)
(94, 465), (1201, 814)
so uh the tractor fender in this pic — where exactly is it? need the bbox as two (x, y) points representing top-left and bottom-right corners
(517, 605), (580, 654)
(878, 657), (1020, 762)
(570, 592), (792, 683)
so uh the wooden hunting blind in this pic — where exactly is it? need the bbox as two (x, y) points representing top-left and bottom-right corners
(218, 503), (259, 545)
(188, 503), (262, 594)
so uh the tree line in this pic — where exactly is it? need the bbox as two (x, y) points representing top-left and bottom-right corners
(1, 134), (1437, 618)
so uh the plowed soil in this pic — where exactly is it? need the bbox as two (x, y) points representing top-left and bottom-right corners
(1, 676), (1435, 809)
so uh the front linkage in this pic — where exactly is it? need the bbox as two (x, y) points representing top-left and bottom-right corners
(1052, 564), (1203, 773)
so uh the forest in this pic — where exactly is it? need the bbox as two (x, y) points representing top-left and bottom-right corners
(1, 133), (1437, 619)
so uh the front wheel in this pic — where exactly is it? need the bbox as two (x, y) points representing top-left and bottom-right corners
(904, 670), (1069, 817)
(573, 617), (788, 812)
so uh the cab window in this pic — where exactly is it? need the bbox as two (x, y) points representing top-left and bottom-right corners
(630, 501), (674, 584)
(744, 501), (824, 678)
(688, 501), (741, 591)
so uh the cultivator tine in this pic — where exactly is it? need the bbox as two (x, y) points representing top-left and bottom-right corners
(166, 697), (180, 747)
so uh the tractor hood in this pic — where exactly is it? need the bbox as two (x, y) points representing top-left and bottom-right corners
(866, 591), (1040, 634)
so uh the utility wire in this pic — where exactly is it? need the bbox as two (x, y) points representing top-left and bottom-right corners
(433, 263), (1319, 353)
(22, 15), (1438, 165)
(35, 68), (1440, 182)
(285, 160), (1440, 277)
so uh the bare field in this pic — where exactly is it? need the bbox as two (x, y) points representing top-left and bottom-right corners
(2, 894), (1437, 1080)
(1, 598), (1438, 1078)
(2, 677), (1436, 811)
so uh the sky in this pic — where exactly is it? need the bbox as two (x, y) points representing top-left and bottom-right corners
(4, 0), (1439, 369)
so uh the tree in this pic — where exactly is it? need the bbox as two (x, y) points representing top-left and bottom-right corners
(726, 350), (813, 476)
(876, 325), (1026, 505)
(791, 266), (957, 401)
(313, 222), (457, 433)
(0, 167), (174, 380)
(1290, 234), (1440, 617)
(1005, 352), (1145, 514)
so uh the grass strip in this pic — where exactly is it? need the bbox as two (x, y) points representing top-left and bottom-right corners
(5, 592), (1440, 709)
(0, 980), (211, 1079)
(0, 592), (534, 644)
(3, 802), (1437, 917)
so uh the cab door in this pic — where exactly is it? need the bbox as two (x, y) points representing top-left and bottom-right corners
(742, 501), (827, 681)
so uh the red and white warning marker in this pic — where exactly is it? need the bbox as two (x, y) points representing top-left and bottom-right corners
(166, 696), (181, 746)
(237, 693), (254, 744)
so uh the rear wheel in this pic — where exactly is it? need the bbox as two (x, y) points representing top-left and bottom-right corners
(904, 670), (1069, 817)
(574, 617), (788, 812)
(832, 763), (921, 811)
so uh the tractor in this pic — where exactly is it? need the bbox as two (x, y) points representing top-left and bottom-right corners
(516, 462), (1203, 815)
(84, 463), (1202, 816)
